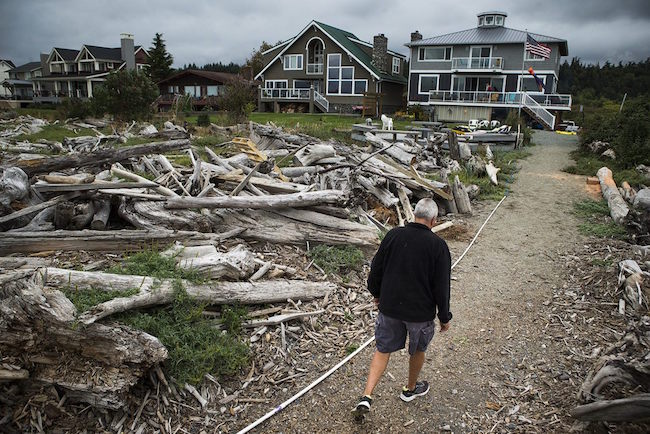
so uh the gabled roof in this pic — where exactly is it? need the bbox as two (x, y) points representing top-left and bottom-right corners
(156, 69), (243, 85)
(84, 45), (123, 61)
(10, 61), (41, 73)
(408, 26), (568, 56)
(1, 59), (16, 68)
(256, 20), (407, 84)
(53, 48), (80, 61)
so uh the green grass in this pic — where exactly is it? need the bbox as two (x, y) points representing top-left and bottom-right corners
(15, 107), (62, 121)
(118, 285), (249, 385)
(14, 124), (98, 143)
(62, 287), (139, 313)
(309, 245), (365, 275)
(108, 249), (204, 283)
(345, 344), (359, 355)
(573, 199), (627, 239)
(564, 149), (650, 187)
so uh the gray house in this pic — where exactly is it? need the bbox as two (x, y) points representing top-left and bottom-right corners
(255, 20), (407, 114)
(406, 11), (571, 129)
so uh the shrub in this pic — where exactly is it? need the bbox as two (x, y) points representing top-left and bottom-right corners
(58, 97), (95, 119)
(219, 76), (255, 124)
(196, 113), (210, 126)
(309, 245), (365, 275)
(93, 69), (159, 121)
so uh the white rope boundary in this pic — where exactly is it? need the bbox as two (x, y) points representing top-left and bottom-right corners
(237, 195), (508, 433)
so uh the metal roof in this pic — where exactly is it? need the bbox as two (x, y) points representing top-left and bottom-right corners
(10, 61), (41, 73)
(407, 26), (568, 56)
(477, 11), (507, 16)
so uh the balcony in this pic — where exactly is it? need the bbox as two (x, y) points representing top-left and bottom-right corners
(451, 57), (503, 71)
(307, 63), (323, 74)
(260, 88), (311, 100)
(428, 90), (572, 110)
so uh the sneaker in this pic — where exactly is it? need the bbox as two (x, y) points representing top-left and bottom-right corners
(400, 381), (430, 402)
(351, 395), (372, 418)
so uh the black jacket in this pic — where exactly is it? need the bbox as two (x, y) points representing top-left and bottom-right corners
(367, 222), (452, 323)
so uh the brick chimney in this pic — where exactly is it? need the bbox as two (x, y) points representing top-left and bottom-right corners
(40, 53), (50, 76)
(120, 33), (135, 70)
(372, 34), (388, 74)
(411, 31), (423, 42)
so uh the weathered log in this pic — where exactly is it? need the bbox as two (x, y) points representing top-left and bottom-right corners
(0, 192), (80, 225)
(70, 201), (95, 230)
(571, 394), (650, 422)
(597, 166), (630, 224)
(39, 268), (334, 325)
(165, 189), (348, 210)
(166, 243), (258, 279)
(485, 161), (500, 185)
(365, 133), (416, 166)
(9, 206), (54, 232)
(356, 176), (398, 208)
(111, 164), (178, 197)
(32, 181), (157, 193)
(219, 209), (379, 249)
(452, 175), (473, 215)
(53, 201), (75, 229)
(448, 131), (460, 161)
(41, 174), (95, 184)
(0, 228), (243, 254)
(459, 142), (472, 160)
(396, 185), (415, 223)
(0, 273), (167, 409)
(12, 139), (191, 176)
(118, 199), (217, 232)
(294, 144), (336, 166)
(215, 172), (306, 193)
(91, 199), (111, 230)
(0, 167), (30, 208)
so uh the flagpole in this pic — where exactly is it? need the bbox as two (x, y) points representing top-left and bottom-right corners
(519, 30), (527, 118)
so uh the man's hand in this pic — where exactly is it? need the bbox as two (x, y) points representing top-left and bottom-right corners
(373, 298), (380, 308)
(440, 321), (450, 332)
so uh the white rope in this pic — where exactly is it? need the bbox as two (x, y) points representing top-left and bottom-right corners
(236, 195), (508, 434)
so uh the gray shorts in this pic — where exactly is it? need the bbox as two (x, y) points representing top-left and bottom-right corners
(374, 312), (436, 355)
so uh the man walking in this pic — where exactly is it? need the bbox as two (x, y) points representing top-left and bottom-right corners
(352, 198), (452, 418)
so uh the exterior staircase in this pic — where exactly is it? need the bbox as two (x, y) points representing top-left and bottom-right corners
(521, 93), (555, 130)
(313, 90), (329, 113)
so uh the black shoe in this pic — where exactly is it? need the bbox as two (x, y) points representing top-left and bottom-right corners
(351, 395), (372, 419)
(400, 381), (430, 402)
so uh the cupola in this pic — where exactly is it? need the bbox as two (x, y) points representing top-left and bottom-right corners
(477, 11), (507, 28)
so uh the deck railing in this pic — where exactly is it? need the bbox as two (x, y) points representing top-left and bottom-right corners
(451, 57), (503, 70)
(307, 63), (323, 74)
(313, 90), (329, 112)
(428, 90), (571, 108)
(260, 87), (311, 100)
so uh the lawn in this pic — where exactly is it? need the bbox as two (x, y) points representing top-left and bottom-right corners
(563, 149), (650, 187)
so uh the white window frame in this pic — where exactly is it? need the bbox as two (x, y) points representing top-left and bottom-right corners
(418, 47), (452, 61)
(517, 74), (546, 93)
(525, 51), (547, 61)
(495, 16), (503, 25)
(305, 37), (325, 75)
(418, 74), (440, 95)
(283, 54), (303, 71)
(392, 57), (400, 74)
(353, 79), (368, 95)
(470, 46), (492, 59)
(264, 80), (288, 89)
(326, 53), (367, 96)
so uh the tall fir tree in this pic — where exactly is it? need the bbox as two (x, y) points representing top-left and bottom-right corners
(148, 33), (174, 83)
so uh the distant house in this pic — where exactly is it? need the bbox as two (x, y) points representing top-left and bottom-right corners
(406, 11), (571, 129)
(0, 59), (16, 98)
(255, 20), (407, 114)
(31, 33), (149, 103)
(156, 69), (250, 111)
(3, 61), (42, 100)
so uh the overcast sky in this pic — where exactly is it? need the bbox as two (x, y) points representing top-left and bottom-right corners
(1, 0), (649, 68)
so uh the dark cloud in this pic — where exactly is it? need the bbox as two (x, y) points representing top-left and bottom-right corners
(1, 0), (648, 68)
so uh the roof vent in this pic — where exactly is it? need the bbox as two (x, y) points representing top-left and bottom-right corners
(477, 11), (507, 28)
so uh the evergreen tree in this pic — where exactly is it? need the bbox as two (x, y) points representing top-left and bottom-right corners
(93, 70), (159, 121)
(148, 33), (174, 83)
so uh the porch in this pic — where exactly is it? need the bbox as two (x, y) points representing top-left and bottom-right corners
(427, 90), (572, 111)
(258, 86), (329, 113)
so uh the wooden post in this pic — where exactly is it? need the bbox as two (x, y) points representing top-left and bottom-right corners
(448, 131), (460, 161)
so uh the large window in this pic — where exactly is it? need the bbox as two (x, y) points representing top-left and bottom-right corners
(519, 75), (546, 92)
(184, 85), (201, 97)
(307, 38), (324, 74)
(392, 57), (400, 74)
(419, 47), (452, 61)
(326, 54), (367, 95)
(264, 80), (288, 89)
(207, 85), (225, 96)
(471, 46), (492, 58)
(418, 74), (439, 94)
(283, 54), (303, 70)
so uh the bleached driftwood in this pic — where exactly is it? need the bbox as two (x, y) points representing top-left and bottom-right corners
(0, 272), (167, 409)
(485, 161), (500, 185)
(111, 164), (178, 197)
(165, 189), (348, 210)
(365, 133), (416, 166)
(0, 229), (243, 254)
(170, 244), (258, 279)
(91, 199), (111, 230)
(39, 268), (334, 325)
(597, 167), (630, 224)
(451, 175), (473, 214)
(294, 144), (336, 166)
(571, 394), (650, 422)
(118, 199), (217, 232)
(357, 175), (399, 208)
(0, 167), (30, 209)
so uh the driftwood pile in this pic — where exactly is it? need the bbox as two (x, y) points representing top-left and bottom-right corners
(0, 116), (495, 430)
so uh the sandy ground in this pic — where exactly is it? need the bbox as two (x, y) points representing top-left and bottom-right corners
(239, 131), (593, 433)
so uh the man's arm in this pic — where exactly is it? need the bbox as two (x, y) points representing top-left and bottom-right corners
(367, 232), (392, 298)
(432, 240), (452, 324)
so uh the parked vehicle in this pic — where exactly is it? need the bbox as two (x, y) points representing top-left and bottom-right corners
(468, 119), (479, 131)
(557, 120), (580, 132)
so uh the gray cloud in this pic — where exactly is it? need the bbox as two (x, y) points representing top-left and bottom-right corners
(1, 0), (648, 68)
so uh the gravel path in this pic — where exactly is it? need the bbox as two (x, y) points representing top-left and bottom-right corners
(245, 131), (586, 433)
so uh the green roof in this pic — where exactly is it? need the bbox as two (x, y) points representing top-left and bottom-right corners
(314, 21), (407, 84)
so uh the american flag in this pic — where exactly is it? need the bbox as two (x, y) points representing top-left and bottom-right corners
(525, 34), (551, 59)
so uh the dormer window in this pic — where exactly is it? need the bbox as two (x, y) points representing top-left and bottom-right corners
(477, 11), (507, 27)
(485, 16), (494, 25)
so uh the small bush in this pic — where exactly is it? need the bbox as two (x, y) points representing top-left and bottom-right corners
(309, 245), (365, 275)
(108, 249), (203, 283)
(58, 97), (95, 119)
(196, 113), (210, 126)
(221, 305), (247, 335)
(573, 199), (627, 239)
(219, 77), (255, 124)
(118, 285), (249, 384)
(62, 287), (139, 312)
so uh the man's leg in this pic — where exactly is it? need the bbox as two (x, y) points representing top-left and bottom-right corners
(363, 350), (390, 396)
(407, 350), (425, 390)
